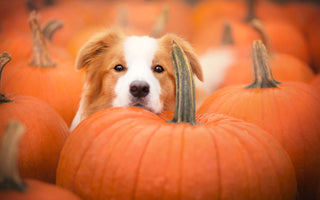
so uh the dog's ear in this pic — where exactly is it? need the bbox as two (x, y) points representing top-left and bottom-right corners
(159, 34), (204, 81)
(75, 28), (125, 70)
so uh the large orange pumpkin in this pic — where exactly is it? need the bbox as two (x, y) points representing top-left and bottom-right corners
(0, 121), (81, 200)
(198, 40), (320, 200)
(0, 52), (70, 183)
(0, 12), (83, 126)
(56, 40), (296, 200)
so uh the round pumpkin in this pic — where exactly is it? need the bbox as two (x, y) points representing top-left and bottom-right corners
(198, 40), (320, 200)
(56, 40), (297, 200)
(0, 12), (83, 126)
(0, 52), (70, 183)
(0, 120), (81, 200)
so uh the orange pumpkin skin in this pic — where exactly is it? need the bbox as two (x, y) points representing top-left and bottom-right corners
(191, 19), (260, 55)
(1, 61), (83, 126)
(0, 179), (81, 200)
(198, 74), (320, 200)
(219, 53), (315, 89)
(263, 21), (310, 64)
(310, 74), (320, 90)
(0, 94), (69, 183)
(56, 106), (296, 200)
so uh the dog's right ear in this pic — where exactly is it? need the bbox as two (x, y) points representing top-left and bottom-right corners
(75, 28), (124, 70)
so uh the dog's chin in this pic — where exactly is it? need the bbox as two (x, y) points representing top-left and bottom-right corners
(129, 101), (154, 113)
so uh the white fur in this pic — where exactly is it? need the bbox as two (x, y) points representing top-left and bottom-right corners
(70, 83), (89, 131)
(113, 36), (162, 113)
(194, 48), (235, 94)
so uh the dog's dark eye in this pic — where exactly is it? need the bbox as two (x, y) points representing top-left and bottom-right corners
(154, 65), (164, 73)
(114, 65), (125, 72)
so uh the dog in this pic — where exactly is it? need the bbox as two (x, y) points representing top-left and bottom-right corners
(70, 28), (203, 130)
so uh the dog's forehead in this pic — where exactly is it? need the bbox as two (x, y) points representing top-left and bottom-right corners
(123, 36), (158, 66)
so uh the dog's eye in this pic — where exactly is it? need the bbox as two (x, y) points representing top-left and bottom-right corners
(154, 65), (164, 73)
(114, 65), (125, 72)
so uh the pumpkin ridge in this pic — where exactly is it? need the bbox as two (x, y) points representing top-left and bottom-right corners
(96, 118), (160, 199)
(218, 88), (244, 116)
(177, 125), (185, 199)
(130, 123), (163, 200)
(159, 125), (175, 199)
(64, 110), (155, 188)
(98, 121), (143, 199)
(72, 118), (144, 199)
(234, 122), (293, 199)
(232, 124), (272, 198)
(283, 85), (320, 159)
(88, 119), (138, 199)
(269, 89), (285, 145)
(69, 121), (123, 195)
(229, 125), (262, 198)
(205, 126), (222, 199)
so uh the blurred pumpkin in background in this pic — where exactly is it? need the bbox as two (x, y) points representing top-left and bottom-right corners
(0, 12), (83, 126)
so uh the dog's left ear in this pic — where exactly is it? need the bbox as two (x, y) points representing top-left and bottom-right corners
(160, 34), (204, 81)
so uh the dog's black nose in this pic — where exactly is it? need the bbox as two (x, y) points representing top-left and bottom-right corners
(130, 81), (150, 98)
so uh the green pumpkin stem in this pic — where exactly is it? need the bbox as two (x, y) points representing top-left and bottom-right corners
(29, 11), (56, 68)
(221, 22), (234, 46)
(42, 19), (63, 41)
(150, 6), (169, 38)
(0, 52), (13, 104)
(169, 41), (197, 125)
(246, 40), (281, 89)
(244, 0), (256, 22)
(0, 121), (27, 191)
(250, 19), (275, 57)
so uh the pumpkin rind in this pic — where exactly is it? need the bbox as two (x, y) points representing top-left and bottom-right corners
(198, 40), (320, 200)
(56, 41), (296, 200)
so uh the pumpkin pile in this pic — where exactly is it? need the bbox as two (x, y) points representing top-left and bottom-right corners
(1, 0), (320, 200)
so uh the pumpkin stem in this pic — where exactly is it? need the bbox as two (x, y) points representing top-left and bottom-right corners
(29, 11), (56, 68)
(42, 19), (63, 41)
(244, 0), (256, 22)
(246, 40), (281, 89)
(0, 52), (13, 104)
(0, 121), (27, 191)
(221, 22), (234, 46)
(169, 41), (197, 125)
(150, 5), (169, 38)
(117, 6), (129, 28)
(250, 19), (275, 57)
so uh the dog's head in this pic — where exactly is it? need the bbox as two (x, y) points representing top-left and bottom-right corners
(76, 28), (203, 119)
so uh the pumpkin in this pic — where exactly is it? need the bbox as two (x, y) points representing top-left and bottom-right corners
(198, 40), (320, 200)
(56, 40), (296, 200)
(191, 0), (246, 30)
(307, 20), (320, 72)
(281, 2), (320, 36)
(191, 19), (259, 56)
(38, 0), (102, 46)
(0, 120), (81, 200)
(0, 52), (70, 183)
(216, 19), (314, 89)
(257, 20), (310, 64)
(195, 19), (314, 94)
(0, 17), (66, 63)
(242, 0), (311, 63)
(194, 22), (258, 104)
(0, 12), (83, 126)
(310, 74), (320, 90)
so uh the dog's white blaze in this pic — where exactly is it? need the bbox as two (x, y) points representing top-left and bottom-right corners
(113, 36), (163, 113)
